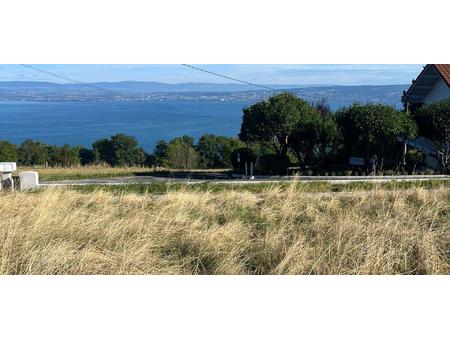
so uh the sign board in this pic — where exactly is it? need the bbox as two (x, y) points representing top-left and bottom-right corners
(349, 157), (365, 166)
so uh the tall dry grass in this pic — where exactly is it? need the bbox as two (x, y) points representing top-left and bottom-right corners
(0, 185), (449, 274)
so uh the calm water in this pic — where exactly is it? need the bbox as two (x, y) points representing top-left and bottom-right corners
(0, 101), (249, 151)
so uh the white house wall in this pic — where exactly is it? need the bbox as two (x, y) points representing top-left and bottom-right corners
(423, 78), (450, 104)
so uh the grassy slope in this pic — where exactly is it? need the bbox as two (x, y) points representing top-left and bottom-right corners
(1, 184), (449, 274)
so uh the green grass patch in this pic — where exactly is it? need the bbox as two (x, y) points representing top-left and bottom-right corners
(55, 179), (450, 195)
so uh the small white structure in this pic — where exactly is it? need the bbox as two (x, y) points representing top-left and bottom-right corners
(0, 162), (17, 190)
(19, 171), (39, 191)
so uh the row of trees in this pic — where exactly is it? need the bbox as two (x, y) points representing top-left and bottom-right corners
(239, 93), (449, 173)
(0, 140), (81, 167)
(240, 93), (417, 173)
(0, 133), (245, 169)
(1, 93), (448, 173)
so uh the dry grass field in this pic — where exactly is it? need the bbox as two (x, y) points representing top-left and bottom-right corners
(1, 184), (449, 274)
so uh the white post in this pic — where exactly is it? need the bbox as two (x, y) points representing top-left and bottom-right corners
(0, 162), (17, 191)
(244, 162), (248, 178)
(250, 162), (254, 179)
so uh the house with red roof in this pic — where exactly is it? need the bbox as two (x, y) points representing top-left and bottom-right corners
(401, 64), (450, 170)
(402, 64), (450, 109)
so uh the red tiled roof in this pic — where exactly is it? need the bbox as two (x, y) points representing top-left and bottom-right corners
(433, 64), (450, 87)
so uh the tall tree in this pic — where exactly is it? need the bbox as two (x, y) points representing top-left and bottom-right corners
(240, 93), (307, 157)
(166, 136), (199, 169)
(92, 134), (146, 167)
(153, 140), (169, 167)
(290, 108), (341, 169)
(336, 103), (417, 168)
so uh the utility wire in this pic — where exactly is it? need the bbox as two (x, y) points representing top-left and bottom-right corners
(181, 64), (275, 91)
(20, 64), (276, 97)
(19, 64), (120, 96)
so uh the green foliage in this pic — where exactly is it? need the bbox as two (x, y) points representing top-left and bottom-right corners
(336, 103), (417, 163)
(290, 107), (341, 168)
(405, 149), (422, 172)
(166, 135), (199, 169)
(0, 141), (18, 162)
(230, 147), (258, 170)
(153, 140), (168, 166)
(414, 99), (450, 172)
(240, 93), (307, 156)
(47, 144), (80, 167)
(240, 93), (341, 171)
(79, 148), (95, 165)
(92, 138), (112, 164)
(197, 134), (244, 168)
(18, 139), (49, 166)
(257, 153), (290, 175)
(93, 133), (146, 167)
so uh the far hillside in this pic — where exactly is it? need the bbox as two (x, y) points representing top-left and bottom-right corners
(0, 81), (408, 107)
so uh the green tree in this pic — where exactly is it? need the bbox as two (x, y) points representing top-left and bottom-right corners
(92, 134), (146, 167)
(79, 147), (95, 165)
(240, 93), (306, 157)
(240, 93), (320, 172)
(0, 141), (18, 162)
(290, 108), (341, 169)
(413, 99), (450, 172)
(336, 103), (417, 168)
(47, 144), (80, 167)
(166, 136), (199, 169)
(153, 140), (168, 166)
(93, 138), (113, 164)
(197, 134), (244, 168)
(18, 139), (49, 166)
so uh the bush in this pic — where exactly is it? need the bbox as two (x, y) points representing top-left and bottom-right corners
(0, 141), (18, 162)
(47, 144), (80, 167)
(405, 149), (422, 173)
(79, 148), (95, 165)
(197, 134), (244, 168)
(18, 139), (49, 166)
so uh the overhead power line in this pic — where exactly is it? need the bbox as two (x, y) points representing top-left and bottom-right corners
(19, 64), (120, 95)
(181, 64), (275, 91)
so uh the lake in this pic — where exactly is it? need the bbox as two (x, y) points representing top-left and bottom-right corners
(0, 101), (249, 151)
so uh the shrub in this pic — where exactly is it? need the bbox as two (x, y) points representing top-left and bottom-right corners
(0, 141), (18, 162)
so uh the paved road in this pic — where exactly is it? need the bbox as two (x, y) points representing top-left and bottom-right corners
(40, 174), (450, 187)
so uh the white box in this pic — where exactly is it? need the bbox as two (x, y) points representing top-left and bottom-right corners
(19, 171), (39, 191)
(0, 162), (17, 173)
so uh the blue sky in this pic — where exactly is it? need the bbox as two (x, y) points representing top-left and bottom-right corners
(0, 64), (423, 85)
